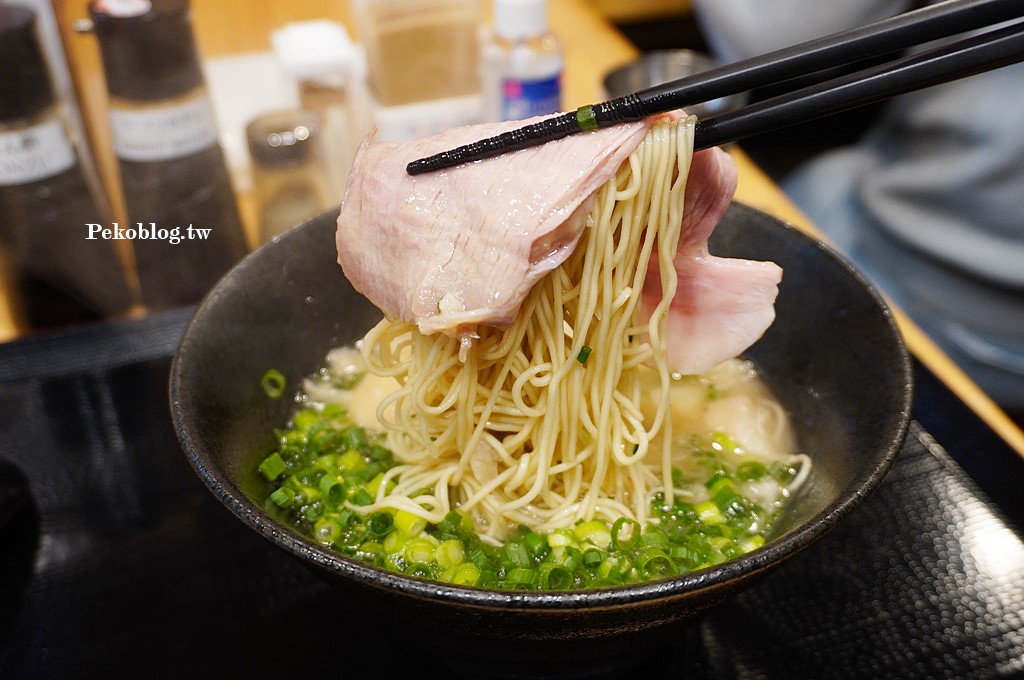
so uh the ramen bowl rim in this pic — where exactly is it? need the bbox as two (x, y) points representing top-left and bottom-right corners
(170, 203), (913, 612)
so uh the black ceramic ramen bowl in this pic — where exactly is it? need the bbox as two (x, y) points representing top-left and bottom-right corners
(170, 203), (912, 678)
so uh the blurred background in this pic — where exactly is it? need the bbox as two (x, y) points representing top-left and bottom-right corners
(1, 0), (1021, 423)
(0, 0), (706, 340)
(3, 5), (1024, 678)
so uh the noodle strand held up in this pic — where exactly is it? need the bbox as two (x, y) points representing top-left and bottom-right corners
(358, 118), (695, 543)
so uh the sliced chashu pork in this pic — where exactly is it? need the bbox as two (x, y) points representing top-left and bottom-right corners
(337, 115), (651, 337)
(336, 114), (781, 375)
(642, 143), (783, 374)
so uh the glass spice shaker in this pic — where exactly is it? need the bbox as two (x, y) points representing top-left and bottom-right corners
(246, 110), (332, 243)
(0, 4), (135, 330)
(271, 20), (364, 202)
(88, 0), (250, 311)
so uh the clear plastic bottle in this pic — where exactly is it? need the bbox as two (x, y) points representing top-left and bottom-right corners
(482, 0), (564, 122)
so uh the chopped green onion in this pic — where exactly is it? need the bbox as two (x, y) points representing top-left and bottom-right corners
(313, 517), (341, 544)
(547, 528), (577, 549)
(695, 500), (725, 526)
(738, 535), (766, 553)
(339, 425), (369, 452)
(712, 536), (741, 559)
(338, 449), (366, 472)
(576, 345), (593, 364)
(260, 369), (286, 399)
(348, 488), (373, 506)
(539, 563), (574, 589)
(394, 510), (427, 537)
(639, 527), (669, 548)
(769, 461), (797, 482)
(553, 546), (582, 572)
(357, 541), (383, 561)
(382, 552), (405, 572)
(258, 390), (791, 590)
(321, 477), (347, 505)
(366, 471), (390, 497)
(438, 509), (473, 536)
(448, 562), (481, 586)
(504, 567), (538, 588)
(291, 408), (319, 432)
(574, 519), (611, 547)
(503, 541), (531, 567)
(736, 460), (768, 481)
(286, 477), (320, 505)
(670, 545), (703, 569)
(576, 105), (598, 131)
(382, 530), (406, 555)
(258, 452), (287, 480)
(610, 517), (640, 552)
(708, 477), (740, 507)
(435, 539), (465, 568)
(581, 547), (605, 569)
(367, 511), (394, 538)
(404, 537), (437, 565)
(268, 487), (295, 508)
(523, 529), (550, 558)
(710, 431), (738, 453)
(597, 555), (623, 579)
(636, 547), (677, 578)
(321, 403), (344, 419)
(671, 467), (685, 489)
(303, 501), (324, 522)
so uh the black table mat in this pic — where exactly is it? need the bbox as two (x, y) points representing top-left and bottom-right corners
(1, 312), (1022, 679)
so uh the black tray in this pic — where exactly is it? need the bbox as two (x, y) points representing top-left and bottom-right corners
(1, 310), (1022, 679)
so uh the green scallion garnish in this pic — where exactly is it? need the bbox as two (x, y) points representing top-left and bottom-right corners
(260, 369), (286, 399)
(576, 345), (593, 364)
(576, 105), (598, 131)
(257, 408), (792, 590)
(258, 452), (287, 480)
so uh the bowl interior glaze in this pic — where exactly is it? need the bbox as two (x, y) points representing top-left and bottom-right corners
(170, 203), (912, 677)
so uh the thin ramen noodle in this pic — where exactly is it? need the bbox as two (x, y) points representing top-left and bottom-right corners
(263, 117), (810, 588)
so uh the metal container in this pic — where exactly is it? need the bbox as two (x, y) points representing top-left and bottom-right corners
(602, 49), (749, 119)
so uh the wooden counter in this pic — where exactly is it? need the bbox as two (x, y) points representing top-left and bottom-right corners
(4, 0), (1022, 455)
(589, 0), (691, 25)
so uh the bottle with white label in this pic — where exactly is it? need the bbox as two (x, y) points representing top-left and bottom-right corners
(0, 4), (134, 329)
(482, 0), (564, 122)
(89, 0), (249, 310)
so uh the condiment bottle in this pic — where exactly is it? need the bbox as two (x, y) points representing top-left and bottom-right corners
(0, 4), (134, 330)
(482, 0), (564, 122)
(355, 0), (483, 107)
(271, 20), (364, 201)
(246, 110), (331, 243)
(89, 0), (249, 311)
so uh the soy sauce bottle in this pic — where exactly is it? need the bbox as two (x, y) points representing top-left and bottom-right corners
(89, 0), (249, 311)
(0, 4), (134, 330)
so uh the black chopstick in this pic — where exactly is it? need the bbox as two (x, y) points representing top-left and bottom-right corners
(693, 19), (1024, 152)
(406, 0), (1023, 175)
